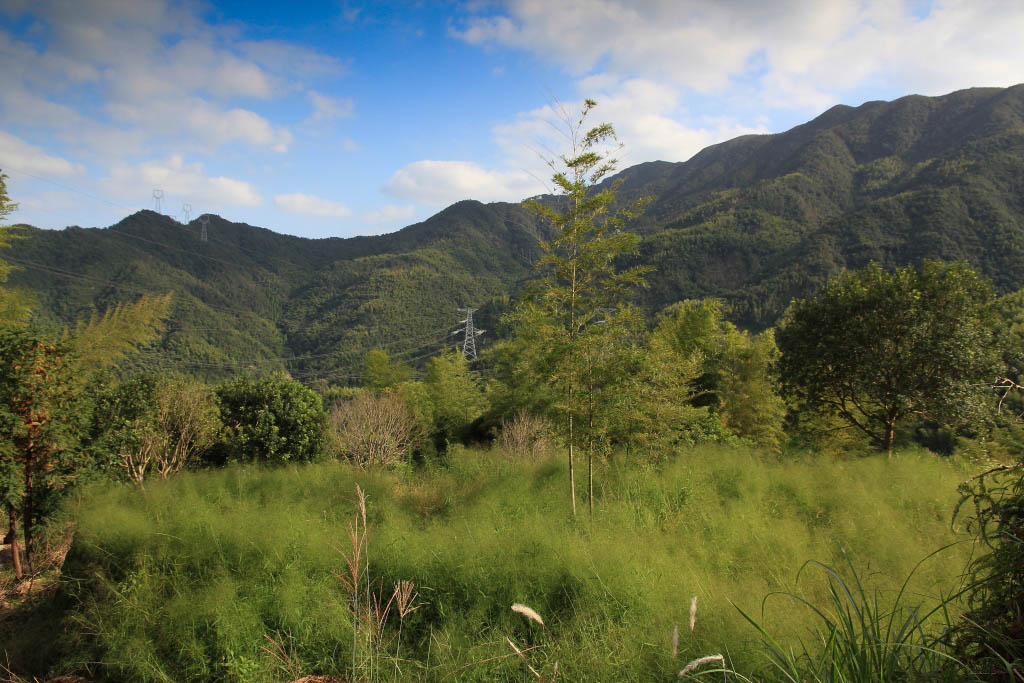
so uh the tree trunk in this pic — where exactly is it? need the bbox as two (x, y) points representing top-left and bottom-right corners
(7, 505), (22, 581)
(588, 447), (593, 517)
(886, 421), (896, 459)
(586, 357), (595, 517)
(24, 444), (34, 569)
(568, 413), (576, 517)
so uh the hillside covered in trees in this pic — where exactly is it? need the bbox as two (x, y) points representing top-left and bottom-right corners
(6, 84), (1024, 378)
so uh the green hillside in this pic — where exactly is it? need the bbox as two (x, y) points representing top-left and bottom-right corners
(8, 84), (1024, 377)
(622, 84), (1024, 326)
(7, 202), (546, 380)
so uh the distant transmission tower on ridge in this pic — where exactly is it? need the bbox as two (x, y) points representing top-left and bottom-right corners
(454, 307), (484, 361)
(182, 203), (192, 223)
(152, 189), (164, 213)
(199, 215), (209, 242)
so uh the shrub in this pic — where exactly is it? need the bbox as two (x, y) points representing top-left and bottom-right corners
(330, 391), (421, 467)
(94, 374), (219, 483)
(953, 462), (1024, 678)
(498, 409), (553, 460)
(215, 373), (326, 464)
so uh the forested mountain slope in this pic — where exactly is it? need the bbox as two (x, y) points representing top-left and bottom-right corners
(7, 84), (1024, 378)
(615, 84), (1024, 326)
(7, 202), (546, 380)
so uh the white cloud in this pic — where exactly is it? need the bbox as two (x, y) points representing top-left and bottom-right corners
(238, 40), (347, 80)
(0, 131), (84, 177)
(99, 155), (263, 208)
(274, 192), (352, 217)
(494, 81), (768, 176)
(383, 160), (542, 205)
(106, 98), (293, 152)
(362, 204), (416, 226)
(455, 0), (1024, 109)
(0, 0), (333, 162)
(305, 91), (356, 125)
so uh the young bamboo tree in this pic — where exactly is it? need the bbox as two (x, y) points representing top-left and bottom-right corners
(520, 99), (650, 515)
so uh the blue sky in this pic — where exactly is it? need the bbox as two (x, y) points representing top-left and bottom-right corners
(1, 0), (1023, 239)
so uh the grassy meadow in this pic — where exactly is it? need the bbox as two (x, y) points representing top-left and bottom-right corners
(4, 445), (981, 681)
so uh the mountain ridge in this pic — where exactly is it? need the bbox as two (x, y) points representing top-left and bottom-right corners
(7, 83), (1024, 379)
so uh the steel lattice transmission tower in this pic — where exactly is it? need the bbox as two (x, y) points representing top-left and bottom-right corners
(199, 215), (209, 242)
(152, 188), (164, 213)
(454, 307), (484, 361)
(182, 203), (192, 223)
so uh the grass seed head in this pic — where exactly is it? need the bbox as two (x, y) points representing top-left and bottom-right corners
(511, 602), (545, 627)
(678, 654), (724, 678)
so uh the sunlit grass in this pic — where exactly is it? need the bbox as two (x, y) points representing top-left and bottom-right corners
(28, 445), (976, 681)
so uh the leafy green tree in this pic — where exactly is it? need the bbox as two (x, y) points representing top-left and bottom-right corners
(216, 373), (326, 464)
(611, 310), (718, 456)
(649, 299), (786, 450)
(718, 330), (787, 451)
(362, 349), (413, 391)
(0, 328), (86, 577)
(777, 261), (1001, 456)
(424, 350), (487, 446)
(517, 99), (650, 515)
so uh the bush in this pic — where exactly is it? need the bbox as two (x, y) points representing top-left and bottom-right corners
(498, 409), (553, 460)
(953, 462), (1024, 678)
(329, 391), (421, 467)
(93, 374), (219, 483)
(215, 373), (326, 464)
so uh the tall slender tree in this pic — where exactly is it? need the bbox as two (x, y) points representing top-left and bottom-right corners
(518, 99), (650, 515)
(0, 328), (84, 578)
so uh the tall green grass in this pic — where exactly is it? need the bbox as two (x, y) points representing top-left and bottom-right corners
(9, 446), (976, 681)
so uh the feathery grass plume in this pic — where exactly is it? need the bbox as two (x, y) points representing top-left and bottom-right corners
(689, 596), (698, 632)
(260, 631), (303, 681)
(512, 602), (559, 644)
(355, 483), (367, 526)
(512, 602), (545, 627)
(393, 580), (420, 678)
(672, 624), (679, 658)
(678, 654), (724, 677)
(394, 580), (419, 619)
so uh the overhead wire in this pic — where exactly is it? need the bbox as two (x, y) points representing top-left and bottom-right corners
(3, 166), (514, 381)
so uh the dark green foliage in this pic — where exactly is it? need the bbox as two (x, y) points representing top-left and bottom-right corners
(622, 85), (1024, 327)
(215, 373), (326, 464)
(0, 327), (87, 569)
(777, 261), (1002, 455)
(6, 202), (547, 382)
(953, 463), (1024, 678)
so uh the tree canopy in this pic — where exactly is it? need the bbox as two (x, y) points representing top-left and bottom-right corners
(777, 261), (1002, 455)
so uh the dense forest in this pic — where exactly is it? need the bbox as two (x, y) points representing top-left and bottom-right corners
(1, 89), (1024, 681)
